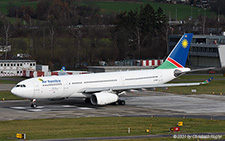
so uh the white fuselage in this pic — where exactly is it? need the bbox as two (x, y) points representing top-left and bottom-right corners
(11, 68), (189, 99)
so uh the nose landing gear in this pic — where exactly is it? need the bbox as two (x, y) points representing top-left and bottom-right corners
(30, 99), (37, 108)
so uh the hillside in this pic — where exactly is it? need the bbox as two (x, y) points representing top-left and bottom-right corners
(81, 0), (215, 20)
(0, 0), (216, 21)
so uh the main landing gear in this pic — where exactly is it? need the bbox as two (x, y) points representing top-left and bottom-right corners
(117, 99), (126, 105)
(30, 99), (37, 108)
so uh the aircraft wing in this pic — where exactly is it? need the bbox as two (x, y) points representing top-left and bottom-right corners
(81, 77), (213, 94)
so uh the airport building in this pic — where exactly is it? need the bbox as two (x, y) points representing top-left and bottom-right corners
(0, 60), (36, 77)
(168, 34), (224, 68)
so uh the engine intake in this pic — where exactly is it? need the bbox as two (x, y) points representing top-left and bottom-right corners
(90, 92), (118, 105)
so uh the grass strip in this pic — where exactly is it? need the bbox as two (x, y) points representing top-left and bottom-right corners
(0, 91), (24, 100)
(0, 117), (225, 140)
(160, 75), (225, 94)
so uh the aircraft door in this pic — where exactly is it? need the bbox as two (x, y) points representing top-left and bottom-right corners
(120, 76), (125, 86)
(33, 81), (39, 97)
(158, 73), (163, 84)
(63, 79), (69, 92)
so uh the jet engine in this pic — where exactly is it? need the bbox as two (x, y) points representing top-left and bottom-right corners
(90, 92), (118, 105)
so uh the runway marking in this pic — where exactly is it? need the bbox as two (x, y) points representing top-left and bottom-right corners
(11, 107), (26, 110)
(27, 109), (43, 112)
(77, 107), (93, 110)
(62, 105), (77, 108)
(10, 105), (95, 112)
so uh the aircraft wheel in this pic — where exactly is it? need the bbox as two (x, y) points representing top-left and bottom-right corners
(118, 100), (126, 105)
(31, 103), (37, 108)
(120, 100), (126, 105)
(30, 99), (37, 108)
(85, 98), (91, 103)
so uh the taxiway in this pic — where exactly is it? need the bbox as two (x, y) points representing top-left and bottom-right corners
(1, 91), (225, 121)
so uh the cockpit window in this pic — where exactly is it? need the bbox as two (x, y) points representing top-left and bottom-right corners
(16, 84), (26, 87)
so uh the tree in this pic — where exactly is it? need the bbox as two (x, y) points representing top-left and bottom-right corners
(114, 4), (167, 60)
(70, 27), (83, 66)
(0, 18), (12, 59)
(210, 0), (225, 16)
(7, 2), (18, 17)
(36, 0), (51, 20)
(48, 25), (55, 59)
(0, 20), (11, 46)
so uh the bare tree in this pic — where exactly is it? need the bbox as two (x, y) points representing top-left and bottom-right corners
(48, 25), (55, 58)
(0, 20), (12, 59)
(70, 27), (82, 66)
(1, 21), (11, 46)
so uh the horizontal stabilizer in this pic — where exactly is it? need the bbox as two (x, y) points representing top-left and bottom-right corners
(183, 67), (216, 73)
(174, 67), (216, 77)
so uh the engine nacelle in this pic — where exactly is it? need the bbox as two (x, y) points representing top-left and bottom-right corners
(90, 92), (118, 105)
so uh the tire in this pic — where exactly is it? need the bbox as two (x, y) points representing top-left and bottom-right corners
(120, 100), (126, 105)
(118, 100), (126, 105)
(85, 98), (91, 103)
(31, 104), (37, 108)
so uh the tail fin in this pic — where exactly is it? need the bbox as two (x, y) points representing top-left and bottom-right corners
(58, 66), (68, 76)
(60, 66), (66, 72)
(156, 33), (193, 69)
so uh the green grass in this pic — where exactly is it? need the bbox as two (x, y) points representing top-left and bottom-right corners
(160, 75), (225, 94)
(0, 77), (24, 100)
(0, 0), (216, 21)
(0, 0), (38, 15)
(80, 0), (216, 20)
(0, 91), (23, 100)
(82, 1), (143, 13)
(0, 117), (224, 140)
(0, 80), (17, 84)
(164, 80), (225, 94)
(0, 78), (23, 84)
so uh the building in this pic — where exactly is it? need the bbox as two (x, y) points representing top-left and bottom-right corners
(168, 34), (224, 68)
(218, 45), (225, 68)
(0, 60), (36, 77)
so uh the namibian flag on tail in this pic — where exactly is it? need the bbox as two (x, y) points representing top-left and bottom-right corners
(58, 66), (68, 76)
(60, 66), (66, 72)
(156, 33), (193, 69)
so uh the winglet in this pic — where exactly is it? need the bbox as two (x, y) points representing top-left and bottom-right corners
(201, 77), (214, 84)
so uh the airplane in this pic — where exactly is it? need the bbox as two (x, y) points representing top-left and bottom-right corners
(11, 33), (214, 108)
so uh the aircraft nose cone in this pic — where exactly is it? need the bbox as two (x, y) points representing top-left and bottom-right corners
(11, 85), (34, 99)
(11, 87), (19, 96)
(11, 87), (24, 98)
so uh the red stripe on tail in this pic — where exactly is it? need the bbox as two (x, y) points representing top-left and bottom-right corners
(167, 57), (183, 68)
